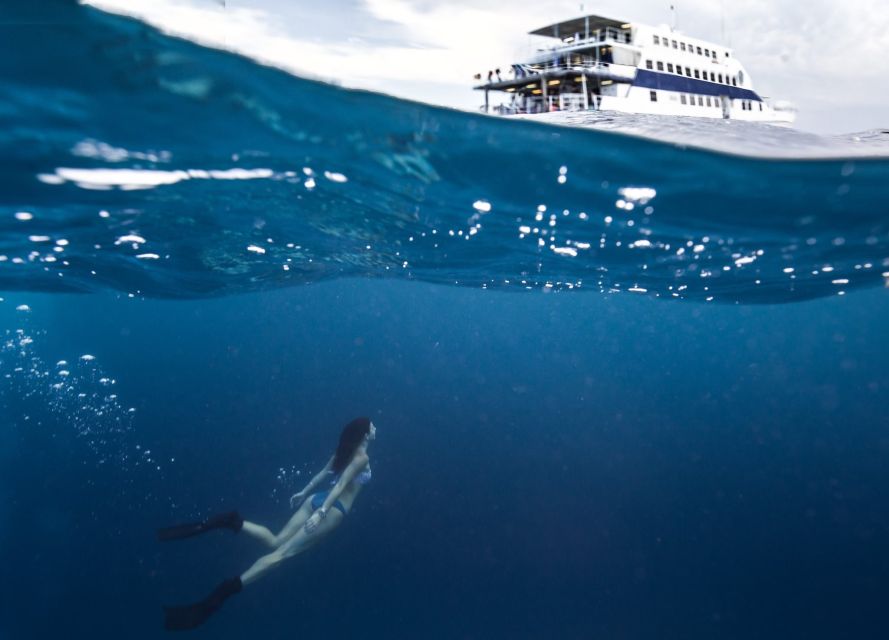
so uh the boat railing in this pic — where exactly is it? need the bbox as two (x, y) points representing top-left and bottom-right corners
(512, 60), (634, 79)
(492, 93), (602, 115)
(536, 27), (633, 50)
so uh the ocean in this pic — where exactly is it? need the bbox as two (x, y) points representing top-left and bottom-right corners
(1, 1), (888, 638)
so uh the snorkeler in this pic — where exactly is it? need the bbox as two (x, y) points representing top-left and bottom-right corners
(156, 417), (375, 631)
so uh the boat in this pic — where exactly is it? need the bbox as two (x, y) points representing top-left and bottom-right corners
(474, 14), (796, 124)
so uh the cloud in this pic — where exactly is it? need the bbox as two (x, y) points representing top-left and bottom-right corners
(84, 0), (522, 93)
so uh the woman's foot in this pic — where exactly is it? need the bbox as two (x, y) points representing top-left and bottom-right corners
(157, 511), (244, 541)
(163, 577), (242, 630)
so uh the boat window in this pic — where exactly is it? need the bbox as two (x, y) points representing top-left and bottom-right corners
(759, 103), (763, 111)
(738, 71), (745, 85)
(680, 95), (687, 104)
(704, 48), (710, 57)
(650, 90), (658, 102)
(696, 46), (702, 55)
(706, 97), (712, 107)
(672, 40), (678, 48)
(712, 51), (717, 59)
(710, 72), (716, 81)
(726, 52), (731, 58)
(718, 73), (724, 83)
(680, 43), (686, 51)
(694, 69), (700, 79)
(685, 66), (691, 76)
(667, 63), (674, 73)
(732, 77), (737, 86)
(646, 60), (653, 70)
(657, 61), (664, 71)
(653, 35), (660, 45)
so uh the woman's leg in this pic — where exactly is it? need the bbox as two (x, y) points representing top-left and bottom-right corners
(241, 510), (343, 586)
(163, 507), (343, 629)
(241, 500), (315, 549)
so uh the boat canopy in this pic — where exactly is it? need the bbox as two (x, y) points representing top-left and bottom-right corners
(529, 15), (629, 39)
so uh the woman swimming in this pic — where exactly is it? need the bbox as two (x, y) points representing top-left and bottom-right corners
(157, 417), (376, 631)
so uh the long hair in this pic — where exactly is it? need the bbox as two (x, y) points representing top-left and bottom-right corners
(331, 417), (371, 474)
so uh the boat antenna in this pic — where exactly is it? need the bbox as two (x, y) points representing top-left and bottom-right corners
(670, 4), (677, 31)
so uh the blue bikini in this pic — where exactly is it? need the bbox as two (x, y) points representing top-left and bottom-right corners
(311, 490), (347, 515)
(310, 465), (372, 516)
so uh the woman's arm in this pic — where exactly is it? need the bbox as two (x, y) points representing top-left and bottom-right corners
(319, 453), (368, 513)
(303, 453), (368, 532)
(290, 456), (334, 507)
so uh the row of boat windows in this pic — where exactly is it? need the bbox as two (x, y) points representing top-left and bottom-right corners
(645, 59), (739, 86)
(649, 90), (763, 111)
(652, 34), (727, 59)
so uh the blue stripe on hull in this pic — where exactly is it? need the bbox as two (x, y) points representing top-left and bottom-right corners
(633, 69), (762, 101)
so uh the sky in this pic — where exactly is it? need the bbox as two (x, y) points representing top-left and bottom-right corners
(85, 0), (889, 134)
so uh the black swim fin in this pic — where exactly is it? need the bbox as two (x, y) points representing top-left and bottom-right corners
(157, 511), (243, 541)
(163, 577), (242, 631)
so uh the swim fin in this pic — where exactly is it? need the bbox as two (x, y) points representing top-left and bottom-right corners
(157, 511), (243, 541)
(163, 577), (242, 631)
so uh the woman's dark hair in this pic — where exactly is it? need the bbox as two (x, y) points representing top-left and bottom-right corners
(331, 417), (371, 474)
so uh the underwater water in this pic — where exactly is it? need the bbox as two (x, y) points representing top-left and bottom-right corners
(2, 1), (889, 638)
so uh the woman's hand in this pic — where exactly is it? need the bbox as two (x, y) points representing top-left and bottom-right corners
(289, 490), (308, 509)
(304, 508), (327, 534)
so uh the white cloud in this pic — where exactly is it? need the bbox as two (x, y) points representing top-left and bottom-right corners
(83, 0), (524, 94)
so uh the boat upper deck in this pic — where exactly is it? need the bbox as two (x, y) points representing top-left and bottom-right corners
(529, 15), (630, 39)
(529, 15), (635, 54)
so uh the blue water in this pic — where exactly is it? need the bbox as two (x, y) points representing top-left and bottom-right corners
(2, 2), (889, 639)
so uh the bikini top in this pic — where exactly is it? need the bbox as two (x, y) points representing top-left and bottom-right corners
(355, 465), (372, 485)
(330, 463), (372, 486)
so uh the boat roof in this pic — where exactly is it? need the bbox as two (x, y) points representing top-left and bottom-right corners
(529, 15), (629, 38)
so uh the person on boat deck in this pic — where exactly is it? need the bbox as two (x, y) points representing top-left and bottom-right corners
(157, 417), (376, 631)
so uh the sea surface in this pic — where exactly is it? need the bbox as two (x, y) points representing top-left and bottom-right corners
(1, 1), (888, 639)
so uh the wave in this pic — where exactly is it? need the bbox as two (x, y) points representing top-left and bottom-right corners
(0, 0), (887, 302)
